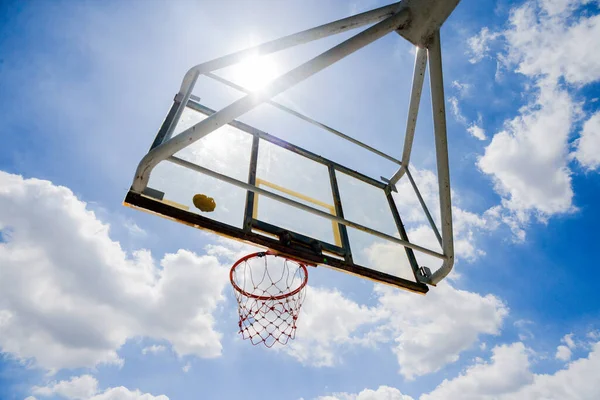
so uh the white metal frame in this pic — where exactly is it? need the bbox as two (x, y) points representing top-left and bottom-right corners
(130, 0), (459, 286)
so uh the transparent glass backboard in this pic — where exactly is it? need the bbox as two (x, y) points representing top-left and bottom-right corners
(126, 100), (434, 294)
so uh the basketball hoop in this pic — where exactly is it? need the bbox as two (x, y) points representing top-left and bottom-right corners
(230, 251), (308, 347)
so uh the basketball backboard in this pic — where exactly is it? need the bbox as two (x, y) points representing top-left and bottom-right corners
(124, 0), (460, 295)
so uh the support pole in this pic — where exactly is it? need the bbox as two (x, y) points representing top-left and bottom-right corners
(426, 31), (454, 284)
(388, 46), (428, 184)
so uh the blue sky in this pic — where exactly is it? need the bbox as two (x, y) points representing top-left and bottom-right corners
(1, 0), (600, 399)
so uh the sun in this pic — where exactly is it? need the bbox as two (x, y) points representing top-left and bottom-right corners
(231, 54), (280, 92)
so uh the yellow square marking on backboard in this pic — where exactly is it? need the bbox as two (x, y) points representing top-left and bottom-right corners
(253, 178), (342, 247)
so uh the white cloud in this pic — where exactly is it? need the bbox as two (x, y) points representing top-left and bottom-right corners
(182, 362), (191, 373)
(508, 342), (600, 399)
(563, 333), (576, 349)
(514, 319), (535, 341)
(448, 96), (488, 141)
(451, 80), (472, 97)
(467, 124), (487, 141)
(448, 96), (468, 125)
(474, 0), (600, 226)
(587, 330), (600, 340)
(467, 27), (500, 64)
(478, 83), (577, 217)
(573, 111), (600, 171)
(0, 171), (229, 371)
(32, 375), (168, 400)
(422, 342), (533, 400)
(503, 1), (600, 86)
(91, 388), (168, 400)
(556, 333), (577, 361)
(452, 208), (491, 262)
(282, 286), (387, 367)
(374, 282), (507, 379)
(317, 386), (414, 400)
(319, 339), (600, 400)
(141, 345), (166, 355)
(123, 220), (147, 237)
(33, 375), (98, 399)
(555, 345), (572, 362)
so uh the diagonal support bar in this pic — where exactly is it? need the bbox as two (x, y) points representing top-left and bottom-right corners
(389, 45), (428, 184)
(405, 167), (443, 247)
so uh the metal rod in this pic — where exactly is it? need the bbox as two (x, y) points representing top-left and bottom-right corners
(405, 167), (443, 247)
(427, 31), (454, 284)
(132, 10), (411, 193)
(389, 46), (428, 184)
(150, 100), (180, 150)
(243, 135), (260, 232)
(167, 155), (446, 260)
(385, 188), (420, 280)
(204, 72), (402, 165)
(328, 166), (353, 263)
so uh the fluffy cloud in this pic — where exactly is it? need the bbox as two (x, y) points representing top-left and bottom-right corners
(375, 282), (507, 379)
(0, 171), (229, 370)
(422, 343), (533, 400)
(555, 345), (572, 362)
(502, 0), (600, 85)
(467, 124), (487, 141)
(448, 96), (468, 125)
(472, 0), (600, 227)
(426, 338), (600, 399)
(318, 386), (414, 400)
(478, 83), (577, 216)
(562, 333), (576, 349)
(573, 111), (600, 171)
(323, 337), (600, 400)
(509, 340), (600, 399)
(283, 286), (387, 367)
(33, 375), (98, 399)
(448, 96), (489, 142)
(555, 333), (577, 361)
(365, 237), (508, 379)
(467, 27), (500, 63)
(32, 375), (168, 400)
(141, 345), (166, 355)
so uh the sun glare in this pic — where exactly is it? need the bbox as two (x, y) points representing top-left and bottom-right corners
(232, 55), (280, 92)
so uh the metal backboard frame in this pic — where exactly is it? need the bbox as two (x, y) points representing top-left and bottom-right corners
(125, 0), (459, 294)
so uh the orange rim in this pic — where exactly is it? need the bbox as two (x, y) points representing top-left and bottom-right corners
(230, 251), (308, 301)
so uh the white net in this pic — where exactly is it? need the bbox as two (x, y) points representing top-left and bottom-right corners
(230, 252), (308, 347)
